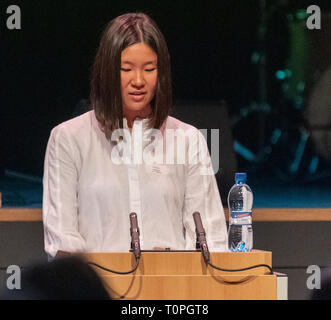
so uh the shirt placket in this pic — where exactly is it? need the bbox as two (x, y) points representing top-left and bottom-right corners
(127, 119), (144, 246)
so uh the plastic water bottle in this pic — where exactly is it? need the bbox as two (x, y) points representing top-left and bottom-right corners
(228, 172), (253, 252)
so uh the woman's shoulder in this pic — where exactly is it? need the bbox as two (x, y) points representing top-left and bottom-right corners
(164, 116), (205, 143)
(165, 115), (199, 132)
(50, 110), (94, 138)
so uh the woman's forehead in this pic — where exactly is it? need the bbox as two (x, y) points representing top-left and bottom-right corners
(121, 43), (157, 64)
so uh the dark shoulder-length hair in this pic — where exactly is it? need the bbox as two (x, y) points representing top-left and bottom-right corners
(90, 13), (172, 138)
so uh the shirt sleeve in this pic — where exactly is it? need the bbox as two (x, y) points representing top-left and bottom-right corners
(42, 125), (87, 258)
(182, 128), (228, 252)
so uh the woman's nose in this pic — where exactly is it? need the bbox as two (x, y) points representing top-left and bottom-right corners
(131, 71), (145, 88)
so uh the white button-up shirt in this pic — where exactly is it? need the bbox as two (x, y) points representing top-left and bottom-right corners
(42, 110), (228, 258)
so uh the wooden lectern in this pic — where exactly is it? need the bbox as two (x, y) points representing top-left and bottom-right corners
(84, 250), (278, 300)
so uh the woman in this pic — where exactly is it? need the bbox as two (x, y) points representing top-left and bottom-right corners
(42, 13), (227, 258)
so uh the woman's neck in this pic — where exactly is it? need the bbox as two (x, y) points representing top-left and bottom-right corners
(123, 105), (152, 129)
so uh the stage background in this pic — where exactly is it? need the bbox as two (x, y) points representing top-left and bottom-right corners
(1, 0), (331, 300)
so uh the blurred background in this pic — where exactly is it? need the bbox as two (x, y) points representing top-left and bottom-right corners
(1, 0), (331, 208)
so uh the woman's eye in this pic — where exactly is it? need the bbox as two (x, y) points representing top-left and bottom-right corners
(121, 68), (131, 72)
(145, 68), (156, 72)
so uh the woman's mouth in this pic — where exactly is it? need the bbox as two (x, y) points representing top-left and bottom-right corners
(129, 92), (146, 102)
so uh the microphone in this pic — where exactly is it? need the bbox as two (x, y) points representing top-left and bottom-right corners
(129, 212), (141, 260)
(193, 212), (210, 263)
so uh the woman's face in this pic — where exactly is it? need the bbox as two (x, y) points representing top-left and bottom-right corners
(120, 42), (158, 120)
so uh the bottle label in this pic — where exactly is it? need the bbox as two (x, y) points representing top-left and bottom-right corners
(230, 211), (252, 219)
(230, 241), (250, 252)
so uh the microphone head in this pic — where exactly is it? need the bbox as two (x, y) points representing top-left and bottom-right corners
(192, 212), (210, 263)
(193, 211), (205, 233)
(129, 212), (139, 233)
(129, 212), (141, 259)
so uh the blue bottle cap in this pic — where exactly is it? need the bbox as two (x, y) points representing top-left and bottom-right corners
(235, 172), (247, 184)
